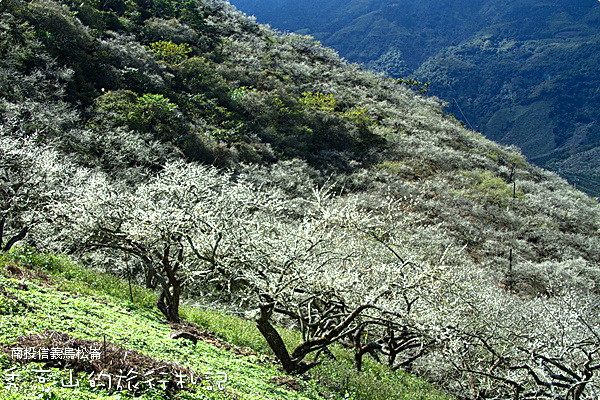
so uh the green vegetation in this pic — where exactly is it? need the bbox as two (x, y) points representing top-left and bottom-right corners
(455, 170), (523, 208)
(150, 40), (192, 64)
(0, 250), (449, 400)
(299, 92), (337, 113)
(0, 254), (319, 399)
(95, 91), (183, 140)
(1, 0), (599, 398)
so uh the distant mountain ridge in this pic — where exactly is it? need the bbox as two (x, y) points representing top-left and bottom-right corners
(230, 0), (600, 197)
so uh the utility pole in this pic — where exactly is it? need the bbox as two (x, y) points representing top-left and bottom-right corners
(508, 248), (513, 292)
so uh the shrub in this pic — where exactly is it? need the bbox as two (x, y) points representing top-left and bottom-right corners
(150, 40), (192, 64)
(458, 169), (520, 208)
(299, 91), (337, 112)
(342, 105), (375, 127)
(94, 90), (185, 140)
(177, 57), (230, 102)
(143, 17), (199, 45)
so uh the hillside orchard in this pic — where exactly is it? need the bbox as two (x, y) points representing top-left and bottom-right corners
(0, 0), (599, 398)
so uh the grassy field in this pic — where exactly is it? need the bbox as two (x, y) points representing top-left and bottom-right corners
(0, 250), (450, 400)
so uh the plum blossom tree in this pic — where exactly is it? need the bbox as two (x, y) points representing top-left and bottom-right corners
(428, 271), (600, 400)
(206, 190), (447, 374)
(0, 136), (76, 252)
(72, 160), (266, 323)
(59, 157), (599, 397)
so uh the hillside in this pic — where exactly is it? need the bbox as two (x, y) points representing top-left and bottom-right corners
(229, 0), (600, 197)
(0, 251), (447, 399)
(0, 252), (316, 399)
(1, 0), (599, 399)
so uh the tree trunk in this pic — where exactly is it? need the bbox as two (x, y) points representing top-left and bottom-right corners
(354, 342), (381, 372)
(0, 217), (5, 249)
(255, 302), (319, 374)
(157, 285), (181, 323)
(145, 267), (157, 289)
(256, 302), (295, 373)
(2, 226), (29, 252)
(156, 245), (181, 323)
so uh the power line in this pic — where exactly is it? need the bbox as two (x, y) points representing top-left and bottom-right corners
(548, 170), (600, 196)
(450, 98), (475, 131)
(559, 172), (600, 186)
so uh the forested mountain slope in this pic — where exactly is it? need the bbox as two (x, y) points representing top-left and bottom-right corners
(230, 0), (600, 197)
(1, 0), (599, 398)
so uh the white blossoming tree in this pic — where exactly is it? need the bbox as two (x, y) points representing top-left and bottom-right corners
(72, 160), (264, 323)
(0, 136), (77, 253)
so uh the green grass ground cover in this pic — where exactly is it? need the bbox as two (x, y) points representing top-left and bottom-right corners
(0, 250), (449, 400)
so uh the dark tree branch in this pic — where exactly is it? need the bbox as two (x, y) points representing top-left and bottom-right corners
(2, 226), (29, 252)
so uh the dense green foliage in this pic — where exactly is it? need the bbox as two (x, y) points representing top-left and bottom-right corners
(1, 0), (599, 398)
(229, 0), (600, 197)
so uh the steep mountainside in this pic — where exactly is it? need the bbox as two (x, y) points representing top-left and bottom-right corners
(1, 0), (599, 398)
(229, 0), (600, 197)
